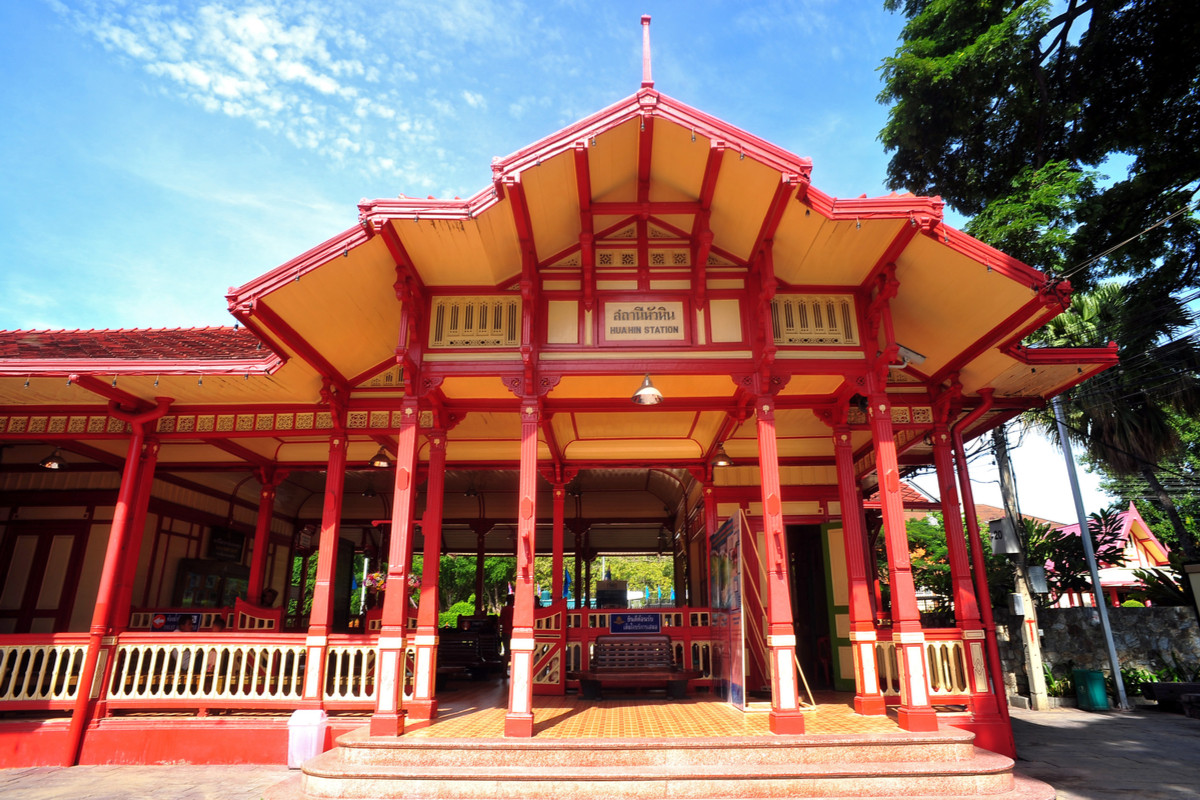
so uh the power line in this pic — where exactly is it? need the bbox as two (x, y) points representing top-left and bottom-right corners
(1060, 195), (1200, 282)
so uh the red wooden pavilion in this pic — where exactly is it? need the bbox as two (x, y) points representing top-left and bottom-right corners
(0, 21), (1112, 785)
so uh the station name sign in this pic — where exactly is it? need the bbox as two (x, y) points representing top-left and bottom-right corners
(602, 301), (686, 343)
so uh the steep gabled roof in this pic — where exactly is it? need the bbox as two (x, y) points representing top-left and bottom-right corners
(1055, 501), (1170, 566)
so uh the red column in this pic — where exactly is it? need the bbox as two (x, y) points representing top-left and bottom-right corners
(113, 439), (160, 632)
(247, 468), (283, 606)
(573, 526), (585, 610)
(65, 424), (150, 764)
(953, 420), (1015, 757)
(833, 425), (887, 715)
(702, 480), (717, 608)
(301, 432), (348, 706)
(474, 523), (488, 615)
(755, 398), (805, 734)
(552, 482), (565, 602)
(867, 385), (938, 732)
(931, 427), (982, 628)
(409, 431), (447, 720)
(933, 426), (1007, 730)
(371, 399), (421, 737)
(505, 400), (539, 737)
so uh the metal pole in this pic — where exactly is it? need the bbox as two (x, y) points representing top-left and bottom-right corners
(1052, 395), (1128, 709)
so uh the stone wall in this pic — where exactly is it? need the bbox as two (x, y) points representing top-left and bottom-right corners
(995, 606), (1200, 696)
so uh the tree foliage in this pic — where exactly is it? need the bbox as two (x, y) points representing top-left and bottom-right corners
(1095, 409), (1200, 553)
(1024, 283), (1200, 559)
(880, 0), (1200, 290)
(904, 513), (954, 607)
(1021, 510), (1126, 603)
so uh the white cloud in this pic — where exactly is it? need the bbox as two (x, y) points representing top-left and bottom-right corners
(44, 0), (584, 197)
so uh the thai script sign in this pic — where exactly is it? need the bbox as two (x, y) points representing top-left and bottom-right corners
(603, 301), (686, 342)
(610, 613), (662, 633)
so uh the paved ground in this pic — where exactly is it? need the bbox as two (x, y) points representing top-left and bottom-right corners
(0, 706), (1197, 798)
(0, 763), (292, 800)
(1010, 705), (1200, 799)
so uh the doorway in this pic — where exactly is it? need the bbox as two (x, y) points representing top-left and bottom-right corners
(0, 520), (89, 633)
(787, 524), (833, 691)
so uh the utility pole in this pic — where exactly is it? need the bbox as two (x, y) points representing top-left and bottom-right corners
(1052, 396), (1128, 709)
(992, 425), (1050, 710)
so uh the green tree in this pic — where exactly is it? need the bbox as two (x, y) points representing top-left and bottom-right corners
(880, 0), (1200, 290)
(411, 554), (515, 614)
(1021, 510), (1126, 604)
(905, 513), (954, 607)
(1094, 409), (1200, 554)
(1024, 284), (1200, 560)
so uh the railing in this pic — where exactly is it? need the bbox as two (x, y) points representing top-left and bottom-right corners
(0, 635), (88, 709)
(107, 634), (307, 708)
(0, 629), (420, 714)
(874, 628), (970, 701)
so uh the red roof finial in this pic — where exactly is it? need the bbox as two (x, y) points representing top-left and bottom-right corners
(641, 15), (654, 89)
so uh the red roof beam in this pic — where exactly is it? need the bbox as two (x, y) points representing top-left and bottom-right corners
(929, 285), (1076, 387)
(378, 220), (427, 299)
(240, 301), (350, 396)
(210, 438), (275, 471)
(636, 114), (655, 288)
(67, 373), (152, 414)
(573, 142), (596, 311)
(592, 201), (701, 215)
(1, 356), (280, 377)
(226, 226), (371, 308)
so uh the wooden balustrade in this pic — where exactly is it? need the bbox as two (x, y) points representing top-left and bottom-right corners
(873, 628), (972, 701)
(0, 635), (88, 709)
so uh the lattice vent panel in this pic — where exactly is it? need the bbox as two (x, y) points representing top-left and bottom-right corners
(771, 294), (859, 346)
(429, 296), (520, 348)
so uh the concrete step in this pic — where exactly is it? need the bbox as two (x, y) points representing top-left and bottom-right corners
(268, 726), (1055, 800)
(330, 727), (979, 769)
(266, 772), (1055, 800)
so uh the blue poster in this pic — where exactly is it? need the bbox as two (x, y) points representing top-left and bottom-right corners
(610, 613), (661, 633)
(709, 512), (746, 709)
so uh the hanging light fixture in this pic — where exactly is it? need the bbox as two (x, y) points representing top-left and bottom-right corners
(368, 446), (393, 468)
(631, 374), (663, 405)
(709, 442), (734, 468)
(39, 448), (67, 470)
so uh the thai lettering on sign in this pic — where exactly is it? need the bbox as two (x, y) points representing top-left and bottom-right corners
(610, 613), (662, 633)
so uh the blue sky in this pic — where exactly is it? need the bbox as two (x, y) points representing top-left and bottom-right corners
(1, 0), (910, 332)
(0, 0), (1111, 521)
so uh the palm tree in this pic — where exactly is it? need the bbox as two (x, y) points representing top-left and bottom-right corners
(1029, 282), (1200, 560)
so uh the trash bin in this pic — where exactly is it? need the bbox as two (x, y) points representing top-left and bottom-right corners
(287, 709), (329, 768)
(1072, 669), (1109, 712)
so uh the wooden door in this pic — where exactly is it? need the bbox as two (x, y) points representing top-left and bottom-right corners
(0, 520), (89, 633)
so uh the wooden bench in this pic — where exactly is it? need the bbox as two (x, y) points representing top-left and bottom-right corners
(1143, 681), (1200, 713)
(436, 630), (488, 684)
(567, 633), (702, 700)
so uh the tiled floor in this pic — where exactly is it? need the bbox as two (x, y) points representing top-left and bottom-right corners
(403, 682), (902, 739)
